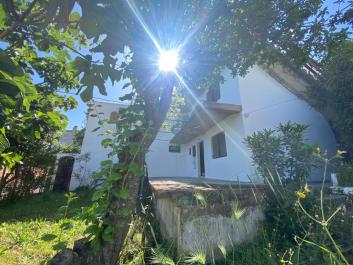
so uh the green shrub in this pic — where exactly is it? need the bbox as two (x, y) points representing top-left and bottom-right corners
(245, 122), (317, 185)
(337, 163), (353, 186)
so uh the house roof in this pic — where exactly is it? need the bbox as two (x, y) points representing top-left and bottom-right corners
(263, 63), (315, 102)
(170, 101), (241, 144)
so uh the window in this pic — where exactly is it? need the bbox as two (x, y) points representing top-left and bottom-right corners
(206, 87), (220, 102)
(192, 145), (196, 157)
(169, 144), (181, 153)
(212, 132), (227, 158)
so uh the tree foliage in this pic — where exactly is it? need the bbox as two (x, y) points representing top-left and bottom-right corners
(308, 40), (353, 158)
(0, 1), (79, 197)
(0, 50), (78, 198)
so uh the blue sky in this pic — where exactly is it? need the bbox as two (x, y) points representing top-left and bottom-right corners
(59, 80), (127, 129)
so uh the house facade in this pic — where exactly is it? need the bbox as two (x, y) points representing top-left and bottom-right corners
(69, 65), (337, 190)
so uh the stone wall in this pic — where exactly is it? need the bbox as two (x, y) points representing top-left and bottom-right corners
(150, 180), (266, 258)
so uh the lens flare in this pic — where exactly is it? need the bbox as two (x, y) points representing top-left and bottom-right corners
(158, 50), (179, 72)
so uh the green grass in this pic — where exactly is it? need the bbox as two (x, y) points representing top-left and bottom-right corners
(0, 191), (92, 265)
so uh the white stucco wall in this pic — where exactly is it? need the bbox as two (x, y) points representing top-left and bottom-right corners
(219, 69), (241, 105)
(70, 101), (125, 190)
(59, 130), (76, 145)
(239, 66), (337, 155)
(145, 130), (185, 178)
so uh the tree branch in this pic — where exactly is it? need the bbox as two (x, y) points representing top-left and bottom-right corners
(4, 0), (19, 20)
(0, 0), (39, 40)
(28, 31), (92, 62)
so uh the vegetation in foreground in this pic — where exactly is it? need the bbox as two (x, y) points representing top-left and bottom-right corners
(0, 191), (92, 265)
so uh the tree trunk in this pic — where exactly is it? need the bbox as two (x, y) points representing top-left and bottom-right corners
(58, 154), (145, 265)
(52, 81), (174, 265)
(101, 164), (142, 264)
(0, 167), (7, 198)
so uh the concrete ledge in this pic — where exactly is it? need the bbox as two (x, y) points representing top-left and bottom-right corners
(150, 179), (266, 257)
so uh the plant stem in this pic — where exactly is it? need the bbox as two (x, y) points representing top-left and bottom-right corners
(320, 159), (328, 221)
(323, 226), (349, 265)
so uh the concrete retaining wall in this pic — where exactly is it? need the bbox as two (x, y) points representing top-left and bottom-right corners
(152, 181), (266, 258)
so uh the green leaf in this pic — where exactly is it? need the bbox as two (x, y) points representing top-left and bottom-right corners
(0, 4), (6, 30)
(0, 245), (7, 255)
(102, 226), (114, 242)
(129, 163), (144, 176)
(0, 132), (9, 152)
(92, 190), (104, 201)
(120, 208), (130, 217)
(85, 224), (100, 236)
(128, 143), (140, 155)
(0, 49), (24, 76)
(100, 160), (112, 167)
(108, 172), (122, 181)
(91, 127), (101, 132)
(41, 234), (57, 241)
(58, 205), (68, 214)
(47, 112), (62, 126)
(60, 221), (74, 231)
(93, 171), (105, 180)
(113, 187), (129, 200)
(79, 8), (99, 38)
(53, 241), (68, 251)
(69, 11), (81, 22)
(90, 238), (101, 252)
(34, 131), (41, 139)
(0, 78), (21, 98)
(101, 138), (113, 147)
(119, 92), (134, 101)
(80, 85), (93, 102)
(72, 56), (90, 74)
(121, 82), (131, 90)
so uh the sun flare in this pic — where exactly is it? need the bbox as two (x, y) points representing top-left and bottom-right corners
(158, 50), (179, 72)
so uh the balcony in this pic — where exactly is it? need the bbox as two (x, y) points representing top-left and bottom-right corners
(170, 101), (242, 144)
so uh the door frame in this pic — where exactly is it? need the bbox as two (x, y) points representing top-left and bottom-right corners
(198, 141), (205, 177)
(53, 156), (75, 192)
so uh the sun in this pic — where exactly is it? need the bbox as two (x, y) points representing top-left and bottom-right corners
(158, 50), (179, 72)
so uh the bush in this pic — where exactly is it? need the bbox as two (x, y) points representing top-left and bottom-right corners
(245, 122), (316, 185)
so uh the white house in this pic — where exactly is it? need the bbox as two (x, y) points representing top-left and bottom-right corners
(69, 65), (337, 190)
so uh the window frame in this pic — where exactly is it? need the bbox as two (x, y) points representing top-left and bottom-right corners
(169, 144), (181, 153)
(211, 132), (227, 159)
